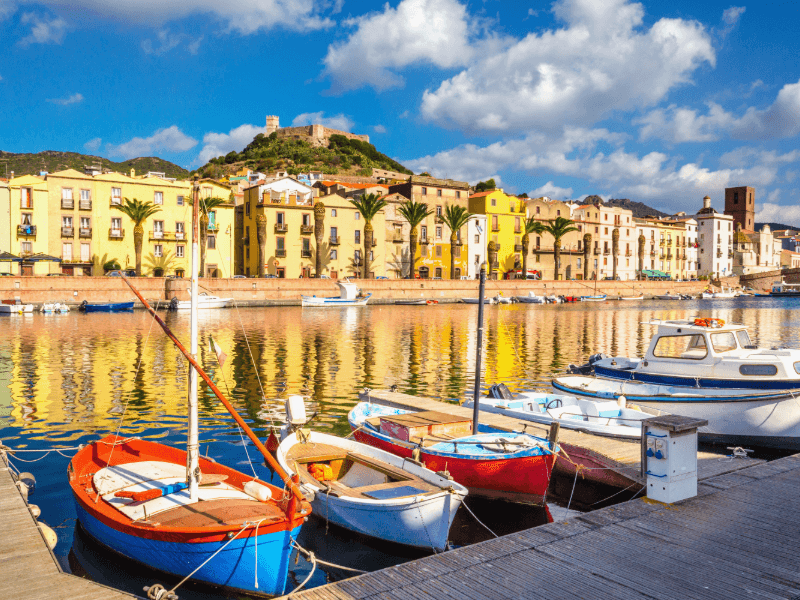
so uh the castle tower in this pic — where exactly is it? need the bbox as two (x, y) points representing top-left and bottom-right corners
(266, 115), (280, 136)
(724, 186), (755, 230)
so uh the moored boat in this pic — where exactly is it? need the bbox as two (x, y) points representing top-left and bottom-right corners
(302, 280), (370, 307)
(41, 302), (70, 314)
(462, 297), (496, 304)
(580, 294), (607, 302)
(770, 278), (800, 296)
(617, 294), (644, 301)
(515, 292), (546, 304)
(348, 402), (556, 504)
(170, 291), (232, 310)
(0, 302), (34, 313)
(80, 301), (134, 312)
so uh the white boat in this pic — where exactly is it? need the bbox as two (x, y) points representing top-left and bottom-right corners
(617, 294), (644, 301)
(770, 278), (800, 297)
(653, 293), (685, 300)
(462, 297), (496, 305)
(41, 302), (70, 314)
(276, 429), (467, 551)
(302, 280), (370, 307)
(464, 384), (651, 440)
(0, 303), (34, 314)
(580, 294), (607, 302)
(552, 375), (800, 449)
(493, 293), (514, 304)
(515, 292), (546, 304)
(591, 318), (800, 392)
(544, 294), (562, 303)
(712, 287), (737, 299)
(171, 290), (232, 310)
(700, 291), (714, 299)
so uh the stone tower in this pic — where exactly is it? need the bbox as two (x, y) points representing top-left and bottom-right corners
(724, 186), (755, 230)
(266, 115), (280, 136)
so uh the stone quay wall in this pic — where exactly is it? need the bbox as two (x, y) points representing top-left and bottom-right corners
(740, 268), (800, 291)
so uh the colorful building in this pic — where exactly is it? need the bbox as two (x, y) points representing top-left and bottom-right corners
(468, 189), (527, 278)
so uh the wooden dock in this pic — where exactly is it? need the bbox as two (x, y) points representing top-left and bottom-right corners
(358, 389), (765, 488)
(284, 452), (800, 600)
(0, 454), (138, 600)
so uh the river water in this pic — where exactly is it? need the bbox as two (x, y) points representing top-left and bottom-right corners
(1, 297), (798, 597)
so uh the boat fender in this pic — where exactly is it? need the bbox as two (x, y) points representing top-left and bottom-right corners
(412, 447), (421, 462)
(15, 471), (36, 496)
(28, 504), (41, 519)
(435, 470), (453, 481)
(38, 522), (57, 550)
(244, 481), (273, 502)
(617, 395), (627, 409)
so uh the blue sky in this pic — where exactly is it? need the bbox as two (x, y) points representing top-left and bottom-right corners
(2, 0), (800, 222)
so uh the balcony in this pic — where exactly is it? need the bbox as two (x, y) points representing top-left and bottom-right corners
(61, 199), (74, 210)
(491, 225), (500, 232)
(594, 247), (601, 255)
(392, 234), (403, 243)
(650, 250), (656, 257)
(271, 198), (283, 204)
(79, 200), (92, 210)
(109, 228), (124, 239)
(330, 236), (340, 246)
(275, 249), (286, 258)
(625, 250), (632, 257)
(274, 223), (288, 233)
(728, 251), (734, 258)
(152, 230), (165, 240)
(372, 239), (377, 247)
(175, 231), (185, 241)
(514, 244), (523, 252)
(435, 215), (444, 224)
(716, 251), (723, 258)
(666, 251), (672, 260)
(420, 237), (430, 245)
(17, 225), (36, 237)
(61, 227), (74, 237)
(603, 248), (610, 255)
(207, 224), (219, 232)
(110, 196), (122, 206)
(659, 240), (665, 246)
(79, 227), (92, 238)
(300, 224), (314, 235)
(301, 249), (312, 258)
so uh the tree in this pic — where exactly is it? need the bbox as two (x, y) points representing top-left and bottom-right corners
(111, 198), (161, 276)
(198, 196), (227, 277)
(475, 178), (496, 193)
(612, 227), (620, 280)
(397, 199), (433, 279)
(521, 217), (546, 279)
(439, 204), (472, 279)
(583, 233), (592, 280)
(543, 216), (579, 280)
(314, 201), (325, 277)
(349, 193), (388, 278)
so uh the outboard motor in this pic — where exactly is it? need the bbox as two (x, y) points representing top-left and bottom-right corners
(567, 352), (608, 375)
(168, 297), (179, 311)
(79, 300), (88, 312)
(488, 383), (515, 400)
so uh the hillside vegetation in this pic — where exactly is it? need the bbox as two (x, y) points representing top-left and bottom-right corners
(195, 132), (413, 179)
(0, 150), (189, 179)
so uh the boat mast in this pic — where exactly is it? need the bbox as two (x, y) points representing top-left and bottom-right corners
(471, 262), (486, 435)
(187, 179), (200, 501)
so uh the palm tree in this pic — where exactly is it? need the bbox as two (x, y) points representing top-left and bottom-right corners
(198, 196), (227, 277)
(637, 233), (646, 280)
(611, 227), (620, 280)
(314, 201), (325, 277)
(439, 204), (472, 279)
(111, 198), (161, 276)
(583, 233), (592, 280)
(521, 217), (546, 280)
(397, 199), (433, 279)
(349, 193), (388, 279)
(256, 214), (267, 277)
(144, 249), (179, 277)
(543, 216), (579, 280)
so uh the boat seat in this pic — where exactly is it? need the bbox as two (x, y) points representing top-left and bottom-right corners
(155, 498), (286, 528)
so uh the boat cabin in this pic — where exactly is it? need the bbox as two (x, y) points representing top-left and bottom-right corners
(337, 280), (362, 300)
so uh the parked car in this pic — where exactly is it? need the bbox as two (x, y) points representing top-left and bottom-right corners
(106, 269), (137, 277)
(232, 275), (247, 279)
(261, 274), (278, 278)
(375, 276), (388, 280)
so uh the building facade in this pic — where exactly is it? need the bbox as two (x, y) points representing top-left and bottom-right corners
(570, 203), (637, 280)
(724, 186), (756, 231)
(694, 195), (733, 278)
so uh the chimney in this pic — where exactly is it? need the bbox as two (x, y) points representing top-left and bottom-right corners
(702, 195), (711, 209)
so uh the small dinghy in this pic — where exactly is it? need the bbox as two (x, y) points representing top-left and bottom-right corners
(41, 302), (70, 314)
(463, 384), (650, 440)
(276, 429), (467, 551)
(462, 297), (496, 305)
(617, 294), (644, 301)
(80, 301), (134, 312)
(580, 294), (607, 302)
(395, 299), (439, 305)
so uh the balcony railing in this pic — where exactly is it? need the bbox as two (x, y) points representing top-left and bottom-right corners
(435, 215), (443, 224)
(594, 248), (601, 255)
(17, 225), (36, 236)
(175, 231), (185, 241)
(271, 198), (283, 204)
(625, 250), (632, 257)
(514, 244), (523, 251)
(666, 251), (672, 259)
(152, 230), (164, 240)
(717, 251), (723, 258)
(330, 236), (340, 245)
(372, 239), (377, 247)
(79, 228), (92, 238)
(491, 225), (500, 232)
(420, 237), (430, 245)
(300, 224), (314, 235)
(603, 248), (610, 255)
(275, 249), (286, 258)
(79, 200), (92, 210)
(109, 228), (124, 239)
(61, 199), (74, 209)
(208, 224), (219, 232)
(392, 234), (403, 243)
(110, 197), (122, 206)
(61, 227), (74, 237)
(301, 249), (312, 258)
(650, 250), (656, 256)
(274, 223), (288, 233)
(659, 240), (665, 246)
(728, 251), (734, 258)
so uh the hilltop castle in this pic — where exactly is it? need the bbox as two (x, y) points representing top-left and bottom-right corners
(265, 115), (369, 148)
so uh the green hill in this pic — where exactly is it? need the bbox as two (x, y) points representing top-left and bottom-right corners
(0, 150), (189, 179)
(194, 132), (413, 179)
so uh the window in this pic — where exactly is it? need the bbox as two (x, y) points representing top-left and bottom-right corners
(277, 212), (285, 225)
(331, 209), (337, 217)
(21, 187), (33, 208)
(578, 224), (582, 232)
(245, 201), (250, 216)
(436, 245), (442, 257)
(176, 222), (185, 238)
(81, 243), (90, 262)
(710, 332), (737, 353)
(421, 225), (427, 239)
(62, 188), (73, 200)
(604, 214), (608, 221)
(176, 245), (184, 258)
(456, 191), (461, 199)
(557, 210), (561, 216)
(330, 226), (338, 239)
(595, 227), (599, 234)
(111, 217), (121, 232)
(62, 216), (73, 227)
(80, 217), (90, 229)
(153, 220), (164, 238)
(355, 230), (361, 244)
(536, 206), (540, 214)
(436, 205), (443, 217)
(202, 186), (212, 199)
(207, 235), (216, 249)
(302, 213), (311, 226)
(436, 226), (442, 239)
(177, 195), (184, 206)
(421, 187), (428, 195)
(733, 192), (738, 204)
(62, 242), (72, 261)
(330, 249), (338, 259)
(369, 251), (374, 261)
(605, 227), (608, 234)
(276, 237), (285, 251)
(491, 198), (496, 206)
(21, 241), (32, 254)
(475, 234), (479, 243)
(354, 249), (362, 263)
(111, 187), (121, 204)
(577, 258), (581, 268)
(302, 238), (311, 255)
(154, 191), (163, 205)
(515, 217), (521, 233)
(736, 331), (752, 348)
(739, 364), (777, 376)
(80, 189), (90, 201)
(437, 189), (442, 197)
(354, 212), (360, 220)
(653, 335), (707, 359)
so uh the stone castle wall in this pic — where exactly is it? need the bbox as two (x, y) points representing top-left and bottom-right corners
(265, 115), (369, 148)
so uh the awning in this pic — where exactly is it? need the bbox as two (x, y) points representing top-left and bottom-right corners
(0, 251), (22, 262)
(22, 253), (62, 263)
(641, 269), (669, 278)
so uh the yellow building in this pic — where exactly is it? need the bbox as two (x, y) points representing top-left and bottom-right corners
(7, 169), (234, 277)
(468, 190), (527, 277)
(240, 188), (386, 278)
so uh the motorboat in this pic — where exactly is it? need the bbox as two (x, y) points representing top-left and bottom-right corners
(302, 280), (370, 307)
(276, 429), (467, 551)
(79, 301), (134, 312)
(552, 374), (800, 450)
(462, 297), (496, 305)
(463, 384), (651, 440)
(770, 278), (800, 297)
(544, 295), (562, 304)
(515, 292), (546, 304)
(348, 401), (556, 504)
(700, 291), (714, 299)
(653, 292), (690, 300)
(0, 302), (34, 313)
(580, 294), (607, 302)
(395, 299), (439, 305)
(493, 293), (515, 304)
(170, 291), (232, 310)
(712, 287), (737, 299)
(591, 318), (800, 390)
(41, 302), (70, 314)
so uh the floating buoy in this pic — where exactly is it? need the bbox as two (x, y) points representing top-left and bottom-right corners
(15, 480), (29, 501)
(618, 395), (627, 409)
(244, 480), (272, 502)
(38, 523), (57, 550)
(28, 504), (41, 519)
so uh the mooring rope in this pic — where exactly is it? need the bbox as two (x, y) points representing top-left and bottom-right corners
(460, 499), (498, 538)
(290, 538), (366, 574)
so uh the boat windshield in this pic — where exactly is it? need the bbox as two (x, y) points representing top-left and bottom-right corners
(653, 334), (707, 360)
(710, 332), (738, 353)
(736, 330), (752, 348)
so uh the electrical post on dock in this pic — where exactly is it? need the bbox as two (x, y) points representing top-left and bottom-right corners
(642, 415), (708, 504)
(471, 262), (486, 435)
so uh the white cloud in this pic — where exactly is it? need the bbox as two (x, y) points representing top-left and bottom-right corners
(84, 137), (102, 152)
(19, 12), (66, 45)
(142, 30), (203, 55)
(755, 202), (800, 226)
(322, 0), (479, 91)
(531, 181), (573, 200)
(107, 126), (198, 159)
(373, 124), (387, 134)
(421, 0), (714, 133)
(637, 79), (800, 143)
(46, 92), (83, 105)
(195, 123), (263, 165)
(722, 6), (745, 25)
(291, 112), (354, 132)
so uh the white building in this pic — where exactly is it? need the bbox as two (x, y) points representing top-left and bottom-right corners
(246, 176), (315, 206)
(732, 224), (783, 275)
(694, 195), (733, 278)
(467, 214), (488, 279)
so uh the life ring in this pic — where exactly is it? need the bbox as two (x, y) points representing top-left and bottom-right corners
(694, 317), (725, 328)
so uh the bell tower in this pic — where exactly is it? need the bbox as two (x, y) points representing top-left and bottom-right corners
(725, 186), (755, 230)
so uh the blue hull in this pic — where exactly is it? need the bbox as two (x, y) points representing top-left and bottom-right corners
(74, 503), (300, 596)
(82, 302), (134, 312)
(593, 365), (800, 391)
